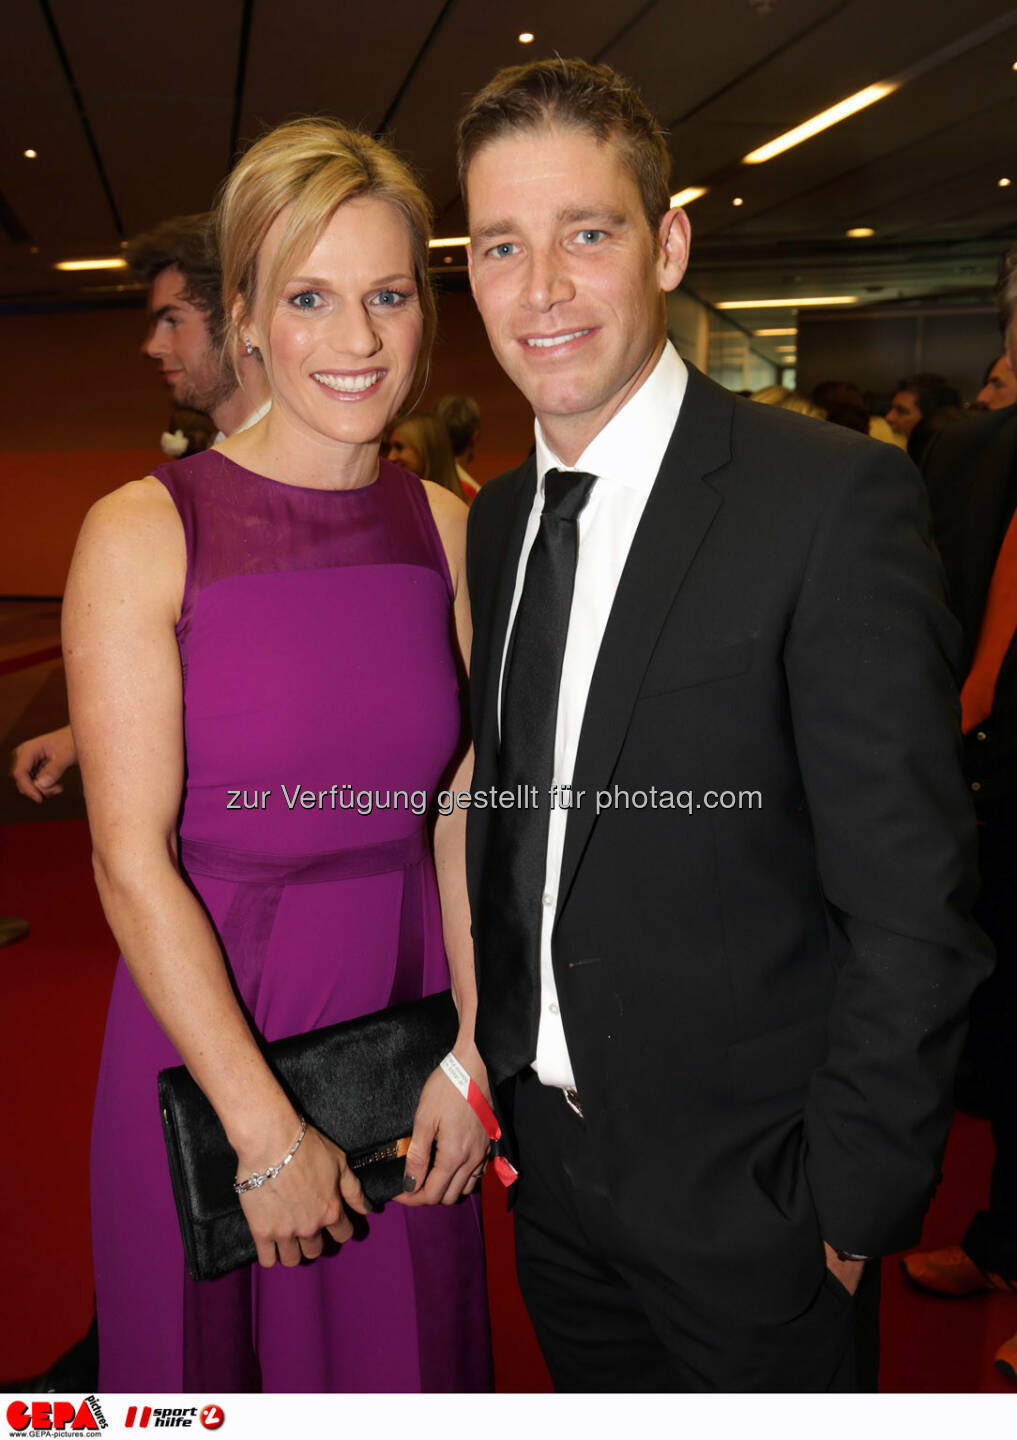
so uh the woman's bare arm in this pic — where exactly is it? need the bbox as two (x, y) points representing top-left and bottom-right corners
(64, 478), (364, 1263)
(397, 482), (490, 1205)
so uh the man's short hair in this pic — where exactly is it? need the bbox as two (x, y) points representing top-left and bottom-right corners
(124, 213), (226, 348)
(457, 57), (671, 234)
(895, 373), (961, 419)
(436, 394), (480, 456)
(995, 242), (1017, 338)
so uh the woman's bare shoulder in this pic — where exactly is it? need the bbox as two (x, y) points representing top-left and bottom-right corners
(420, 480), (467, 568)
(84, 474), (178, 530)
(69, 477), (186, 613)
(77, 476), (183, 559)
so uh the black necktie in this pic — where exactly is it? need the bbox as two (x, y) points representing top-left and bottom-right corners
(476, 468), (598, 1083)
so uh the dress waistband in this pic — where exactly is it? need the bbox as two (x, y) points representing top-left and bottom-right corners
(180, 827), (431, 1007)
(180, 828), (428, 886)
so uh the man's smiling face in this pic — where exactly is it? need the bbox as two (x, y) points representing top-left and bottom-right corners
(466, 124), (688, 461)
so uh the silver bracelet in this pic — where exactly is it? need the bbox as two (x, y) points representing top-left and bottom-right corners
(233, 1116), (308, 1195)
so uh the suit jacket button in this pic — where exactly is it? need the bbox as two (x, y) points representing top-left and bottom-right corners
(971, 781), (982, 791)
(975, 731), (987, 741)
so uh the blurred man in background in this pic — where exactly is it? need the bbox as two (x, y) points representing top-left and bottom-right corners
(9, 213), (268, 804)
(976, 353), (1017, 412)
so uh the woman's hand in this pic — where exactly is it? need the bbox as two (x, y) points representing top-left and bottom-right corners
(237, 1123), (368, 1268)
(396, 1047), (491, 1207)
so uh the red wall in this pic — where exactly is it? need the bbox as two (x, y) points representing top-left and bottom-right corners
(1, 307), (169, 595)
(1, 289), (533, 597)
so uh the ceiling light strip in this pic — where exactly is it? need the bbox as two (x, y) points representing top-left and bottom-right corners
(717, 296), (857, 310)
(54, 258), (128, 272)
(743, 83), (897, 165)
(670, 186), (707, 207)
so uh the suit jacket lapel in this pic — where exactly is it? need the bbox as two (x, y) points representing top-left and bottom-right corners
(470, 457), (537, 861)
(557, 366), (733, 914)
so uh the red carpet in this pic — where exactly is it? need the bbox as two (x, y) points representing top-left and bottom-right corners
(1, 816), (1014, 1391)
(0, 817), (552, 1391)
(883, 1112), (1017, 1392)
(0, 819), (114, 1377)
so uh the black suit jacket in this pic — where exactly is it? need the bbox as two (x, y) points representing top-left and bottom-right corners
(466, 365), (992, 1322)
(924, 404), (1017, 825)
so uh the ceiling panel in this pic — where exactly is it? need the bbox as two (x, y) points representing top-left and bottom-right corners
(50, 0), (242, 232)
(693, 107), (1014, 244)
(670, 0), (1017, 178)
(700, 98), (1008, 240)
(239, 0), (447, 143)
(0, 0), (1013, 318)
(606, 0), (850, 137)
(0, 0), (119, 248)
(687, 30), (1017, 241)
(386, 0), (651, 220)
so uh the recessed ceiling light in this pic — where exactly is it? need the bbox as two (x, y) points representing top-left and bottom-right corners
(999, 177), (1012, 188)
(54, 257), (128, 272)
(754, 327), (797, 337)
(518, 32), (534, 44)
(742, 82), (897, 164)
(23, 148), (37, 159)
(732, 197), (744, 207)
(846, 227), (875, 237)
(428, 236), (470, 248)
(670, 186), (707, 207)
(717, 296), (857, 309)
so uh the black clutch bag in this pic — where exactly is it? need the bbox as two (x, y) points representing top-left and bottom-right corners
(158, 989), (459, 1282)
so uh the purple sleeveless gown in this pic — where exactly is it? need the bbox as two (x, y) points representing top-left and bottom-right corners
(89, 451), (492, 1392)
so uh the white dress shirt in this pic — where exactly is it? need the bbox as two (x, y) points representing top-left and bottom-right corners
(498, 341), (688, 1088)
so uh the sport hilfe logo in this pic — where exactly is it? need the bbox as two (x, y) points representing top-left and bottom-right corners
(7, 1397), (107, 1433)
(199, 1408), (224, 1431)
(126, 1408), (200, 1429)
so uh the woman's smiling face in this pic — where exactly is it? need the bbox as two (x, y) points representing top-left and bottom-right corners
(247, 196), (423, 448)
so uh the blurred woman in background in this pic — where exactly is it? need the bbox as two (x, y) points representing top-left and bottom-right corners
(387, 411), (465, 499)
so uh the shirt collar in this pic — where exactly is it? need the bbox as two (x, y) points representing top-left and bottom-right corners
(533, 340), (687, 497)
(213, 397), (272, 445)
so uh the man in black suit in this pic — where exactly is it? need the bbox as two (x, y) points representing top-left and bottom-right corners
(903, 244), (1017, 1382)
(458, 58), (992, 1392)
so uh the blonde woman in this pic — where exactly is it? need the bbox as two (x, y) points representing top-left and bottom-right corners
(65, 120), (492, 1392)
(387, 411), (466, 500)
(750, 384), (826, 419)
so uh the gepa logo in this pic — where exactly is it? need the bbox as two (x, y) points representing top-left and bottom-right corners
(7, 1396), (107, 1434)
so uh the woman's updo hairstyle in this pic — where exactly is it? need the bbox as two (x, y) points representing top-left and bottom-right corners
(217, 117), (435, 401)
